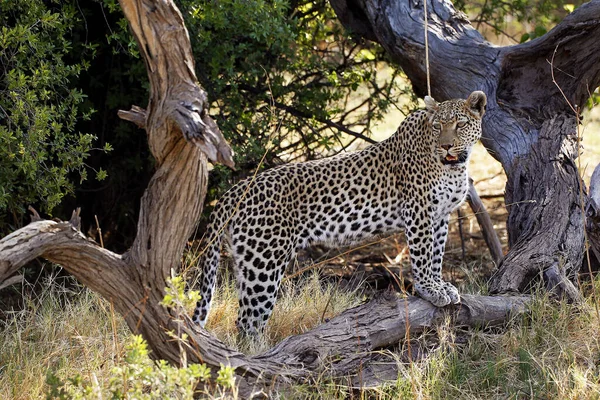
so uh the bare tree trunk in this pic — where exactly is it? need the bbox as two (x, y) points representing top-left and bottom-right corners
(0, 0), (535, 395)
(585, 164), (600, 273)
(329, 0), (600, 300)
(490, 116), (583, 300)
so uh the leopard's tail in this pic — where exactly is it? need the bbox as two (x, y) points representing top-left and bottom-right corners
(192, 217), (226, 327)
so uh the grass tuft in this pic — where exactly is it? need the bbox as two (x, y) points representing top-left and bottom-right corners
(206, 271), (363, 353)
(0, 274), (128, 400)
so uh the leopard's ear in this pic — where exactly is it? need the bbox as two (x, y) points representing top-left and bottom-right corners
(465, 91), (487, 118)
(424, 95), (439, 112)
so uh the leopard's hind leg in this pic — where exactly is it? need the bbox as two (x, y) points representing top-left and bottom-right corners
(233, 231), (295, 336)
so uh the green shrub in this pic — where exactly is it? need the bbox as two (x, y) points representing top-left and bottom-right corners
(45, 277), (238, 399)
(0, 0), (102, 229)
(45, 335), (231, 399)
(179, 0), (415, 202)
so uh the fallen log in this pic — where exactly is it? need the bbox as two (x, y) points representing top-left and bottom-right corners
(251, 292), (531, 376)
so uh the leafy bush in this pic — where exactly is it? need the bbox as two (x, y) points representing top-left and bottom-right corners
(45, 335), (232, 399)
(454, 0), (584, 42)
(0, 0), (101, 229)
(179, 0), (414, 200)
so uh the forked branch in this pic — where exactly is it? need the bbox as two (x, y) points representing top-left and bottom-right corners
(118, 0), (234, 167)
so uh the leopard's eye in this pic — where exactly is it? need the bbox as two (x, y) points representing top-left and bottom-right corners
(432, 122), (442, 130)
(457, 120), (467, 128)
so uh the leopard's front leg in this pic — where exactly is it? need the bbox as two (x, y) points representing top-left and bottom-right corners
(404, 205), (452, 307)
(432, 216), (460, 304)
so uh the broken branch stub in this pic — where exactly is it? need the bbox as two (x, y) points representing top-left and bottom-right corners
(117, 0), (234, 168)
(467, 179), (504, 266)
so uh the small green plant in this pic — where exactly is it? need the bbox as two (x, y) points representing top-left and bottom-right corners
(216, 364), (236, 390)
(45, 335), (218, 399)
(161, 275), (201, 314)
(45, 278), (239, 399)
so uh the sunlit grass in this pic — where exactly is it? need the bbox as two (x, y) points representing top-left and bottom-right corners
(2, 269), (600, 399)
(285, 283), (600, 399)
(205, 270), (364, 354)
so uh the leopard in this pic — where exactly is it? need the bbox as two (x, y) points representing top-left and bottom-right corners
(192, 91), (487, 336)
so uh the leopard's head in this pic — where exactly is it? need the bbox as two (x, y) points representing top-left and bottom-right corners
(425, 91), (487, 166)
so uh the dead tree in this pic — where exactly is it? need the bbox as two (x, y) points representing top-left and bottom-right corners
(329, 0), (600, 300)
(0, 0), (590, 396)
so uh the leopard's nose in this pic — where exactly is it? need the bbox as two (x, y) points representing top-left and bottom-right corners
(441, 144), (453, 151)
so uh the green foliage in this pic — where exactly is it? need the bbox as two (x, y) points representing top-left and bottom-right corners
(178, 0), (414, 202)
(455, 0), (585, 43)
(0, 0), (99, 227)
(216, 364), (236, 390)
(46, 335), (220, 399)
(161, 275), (201, 314)
(43, 279), (237, 399)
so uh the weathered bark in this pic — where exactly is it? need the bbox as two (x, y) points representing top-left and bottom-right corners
(585, 164), (600, 273)
(490, 116), (584, 300)
(329, 0), (600, 300)
(255, 292), (530, 371)
(114, 0), (234, 365)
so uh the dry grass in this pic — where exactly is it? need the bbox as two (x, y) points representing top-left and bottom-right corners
(206, 270), (363, 353)
(0, 274), (129, 400)
(268, 281), (600, 399)
(2, 267), (600, 399)
(0, 269), (363, 398)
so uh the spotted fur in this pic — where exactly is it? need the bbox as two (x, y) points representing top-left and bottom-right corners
(193, 91), (487, 335)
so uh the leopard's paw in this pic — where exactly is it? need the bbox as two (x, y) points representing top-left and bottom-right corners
(441, 281), (461, 304)
(414, 282), (451, 307)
